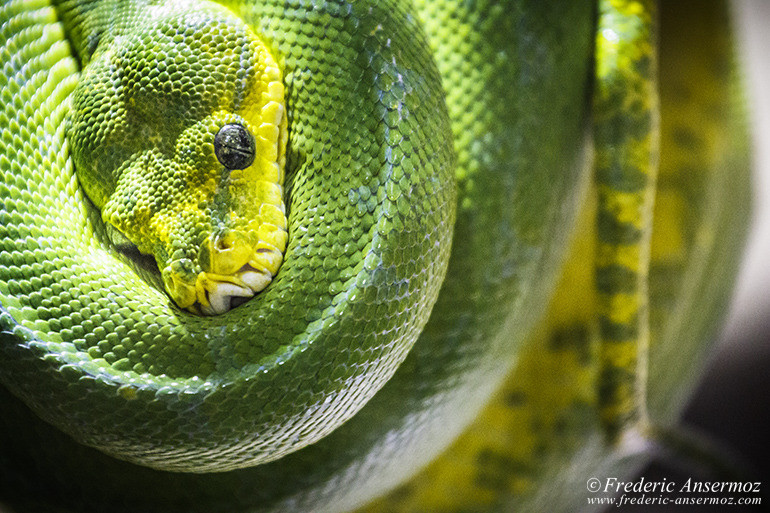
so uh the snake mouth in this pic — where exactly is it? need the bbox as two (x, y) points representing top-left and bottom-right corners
(190, 230), (285, 315)
(159, 250), (282, 316)
(194, 263), (274, 315)
(106, 215), (286, 315)
(158, 241), (284, 315)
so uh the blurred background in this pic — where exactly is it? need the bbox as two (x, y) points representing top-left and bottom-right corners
(629, 1), (770, 511)
(685, 0), (770, 480)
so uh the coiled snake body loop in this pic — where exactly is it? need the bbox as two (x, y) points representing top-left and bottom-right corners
(0, 0), (752, 512)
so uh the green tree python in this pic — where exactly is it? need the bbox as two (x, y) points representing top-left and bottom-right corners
(0, 0), (753, 511)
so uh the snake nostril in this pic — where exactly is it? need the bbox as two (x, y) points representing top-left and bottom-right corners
(201, 231), (253, 276)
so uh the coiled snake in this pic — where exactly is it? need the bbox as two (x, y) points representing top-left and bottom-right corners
(0, 0), (752, 511)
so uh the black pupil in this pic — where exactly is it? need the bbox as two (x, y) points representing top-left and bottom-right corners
(214, 124), (256, 170)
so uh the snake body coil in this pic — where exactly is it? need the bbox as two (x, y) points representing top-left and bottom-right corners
(0, 0), (752, 512)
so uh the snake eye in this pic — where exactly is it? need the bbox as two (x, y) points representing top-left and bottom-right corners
(214, 124), (256, 170)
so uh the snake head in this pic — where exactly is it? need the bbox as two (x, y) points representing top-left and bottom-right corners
(68, 0), (288, 315)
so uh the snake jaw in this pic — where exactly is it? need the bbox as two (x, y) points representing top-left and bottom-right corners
(184, 230), (283, 315)
(196, 274), (253, 316)
(195, 263), (276, 316)
(161, 259), (199, 309)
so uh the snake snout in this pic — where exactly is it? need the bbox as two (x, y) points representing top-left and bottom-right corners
(199, 230), (252, 275)
(187, 231), (279, 315)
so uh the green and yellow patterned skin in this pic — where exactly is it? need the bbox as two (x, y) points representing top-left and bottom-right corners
(0, 0), (751, 512)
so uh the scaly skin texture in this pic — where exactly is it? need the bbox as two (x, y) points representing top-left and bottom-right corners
(64, 0), (290, 315)
(0, 0), (752, 512)
(363, 2), (751, 511)
(0, 0), (457, 473)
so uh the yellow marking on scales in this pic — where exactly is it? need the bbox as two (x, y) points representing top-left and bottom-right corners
(190, 60), (288, 315)
(599, 292), (640, 329)
(596, 243), (641, 272)
(65, 0), (291, 316)
(358, 193), (601, 513)
(79, 3), (288, 315)
(596, 185), (646, 228)
(593, 0), (658, 438)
